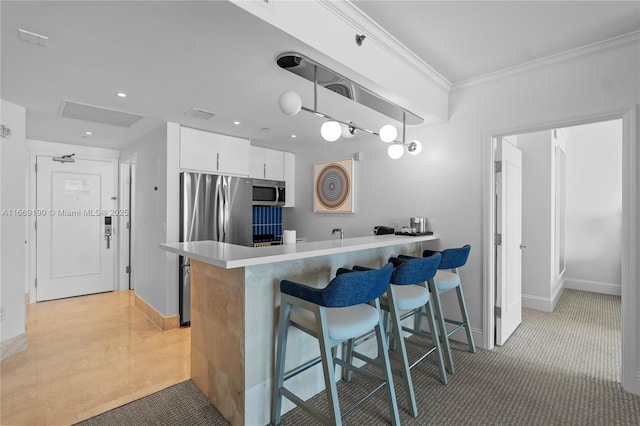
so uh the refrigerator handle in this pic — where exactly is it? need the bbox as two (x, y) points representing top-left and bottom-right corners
(223, 178), (230, 241)
(215, 176), (223, 241)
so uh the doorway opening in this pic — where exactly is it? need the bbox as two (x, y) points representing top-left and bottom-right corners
(482, 107), (637, 393)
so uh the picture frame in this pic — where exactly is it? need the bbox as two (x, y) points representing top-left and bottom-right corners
(313, 159), (355, 213)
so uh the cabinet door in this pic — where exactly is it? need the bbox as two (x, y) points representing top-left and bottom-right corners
(218, 134), (250, 176)
(250, 146), (265, 178)
(264, 148), (284, 181)
(283, 151), (295, 207)
(180, 127), (218, 173)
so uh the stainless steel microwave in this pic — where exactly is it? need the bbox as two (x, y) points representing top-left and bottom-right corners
(252, 179), (285, 206)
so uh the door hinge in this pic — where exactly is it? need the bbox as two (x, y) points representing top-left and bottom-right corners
(494, 160), (502, 173)
(495, 306), (502, 318)
(126, 266), (131, 274)
(34, 220), (37, 230)
(35, 278), (38, 288)
(35, 163), (38, 173)
(126, 221), (130, 230)
(495, 233), (502, 245)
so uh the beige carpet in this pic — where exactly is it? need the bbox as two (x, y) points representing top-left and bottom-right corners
(78, 289), (640, 425)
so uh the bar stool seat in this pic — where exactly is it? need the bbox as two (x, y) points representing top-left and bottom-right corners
(433, 270), (460, 291)
(380, 285), (430, 310)
(290, 304), (379, 341)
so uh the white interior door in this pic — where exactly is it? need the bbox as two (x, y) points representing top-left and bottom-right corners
(36, 156), (116, 301)
(495, 138), (523, 345)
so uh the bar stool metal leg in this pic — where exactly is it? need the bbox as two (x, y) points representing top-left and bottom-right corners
(272, 302), (291, 426)
(428, 278), (456, 374)
(455, 280), (476, 353)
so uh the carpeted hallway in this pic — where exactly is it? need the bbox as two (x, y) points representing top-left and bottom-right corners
(78, 289), (640, 425)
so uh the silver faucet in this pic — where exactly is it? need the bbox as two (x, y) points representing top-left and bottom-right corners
(332, 228), (344, 240)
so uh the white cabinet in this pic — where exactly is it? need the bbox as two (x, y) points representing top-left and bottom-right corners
(283, 151), (295, 207)
(250, 146), (284, 181)
(217, 134), (249, 176)
(180, 127), (249, 176)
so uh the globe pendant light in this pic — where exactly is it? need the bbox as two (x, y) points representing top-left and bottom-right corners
(379, 124), (397, 143)
(278, 91), (302, 116)
(320, 121), (341, 142)
(387, 143), (404, 159)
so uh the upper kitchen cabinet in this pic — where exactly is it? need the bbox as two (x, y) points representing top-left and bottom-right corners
(283, 151), (295, 207)
(250, 146), (284, 181)
(180, 126), (250, 176)
(217, 133), (250, 176)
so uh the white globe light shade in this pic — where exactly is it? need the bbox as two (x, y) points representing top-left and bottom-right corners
(341, 123), (356, 139)
(278, 91), (302, 115)
(407, 140), (422, 155)
(321, 121), (341, 142)
(379, 124), (397, 143)
(387, 144), (404, 159)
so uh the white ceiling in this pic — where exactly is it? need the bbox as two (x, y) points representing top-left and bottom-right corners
(353, 0), (640, 84)
(1, 1), (638, 151)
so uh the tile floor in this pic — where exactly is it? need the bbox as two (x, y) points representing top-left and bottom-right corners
(0, 291), (190, 425)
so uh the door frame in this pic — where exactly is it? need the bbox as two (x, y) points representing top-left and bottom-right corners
(118, 154), (136, 291)
(27, 143), (119, 302)
(482, 106), (637, 393)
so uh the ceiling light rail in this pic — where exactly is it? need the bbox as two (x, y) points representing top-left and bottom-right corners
(277, 53), (423, 159)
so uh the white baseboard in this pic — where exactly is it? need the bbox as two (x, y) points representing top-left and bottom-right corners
(1, 332), (27, 361)
(565, 278), (621, 296)
(522, 294), (554, 312)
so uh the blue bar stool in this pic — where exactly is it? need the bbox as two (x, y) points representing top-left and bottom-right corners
(271, 263), (400, 426)
(341, 254), (447, 418)
(406, 245), (476, 374)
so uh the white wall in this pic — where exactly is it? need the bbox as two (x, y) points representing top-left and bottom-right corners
(121, 125), (170, 315)
(120, 123), (180, 317)
(1, 100), (26, 347)
(286, 41), (639, 350)
(565, 120), (622, 294)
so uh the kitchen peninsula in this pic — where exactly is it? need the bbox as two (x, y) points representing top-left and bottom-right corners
(161, 234), (439, 425)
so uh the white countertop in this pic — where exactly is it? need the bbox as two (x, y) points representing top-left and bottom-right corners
(160, 234), (439, 269)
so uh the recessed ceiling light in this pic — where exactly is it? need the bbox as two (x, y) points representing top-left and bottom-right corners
(260, 127), (270, 132)
(233, 121), (240, 125)
(116, 92), (127, 98)
(85, 131), (93, 135)
(291, 134), (297, 138)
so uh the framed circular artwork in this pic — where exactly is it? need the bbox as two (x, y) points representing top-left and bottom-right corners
(313, 159), (354, 213)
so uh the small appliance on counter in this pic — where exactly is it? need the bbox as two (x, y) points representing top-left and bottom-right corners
(373, 225), (395, 235)
(395, 217), (433, 236)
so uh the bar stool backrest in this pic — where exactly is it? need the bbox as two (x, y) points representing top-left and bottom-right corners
(424, 244), (471, 270)
(388, 253), (441, 285)
(281, 263), (393, 308)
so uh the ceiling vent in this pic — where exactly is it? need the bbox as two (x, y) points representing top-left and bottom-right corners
(184, 108), (216, 120)
(58, 100), (143, 127)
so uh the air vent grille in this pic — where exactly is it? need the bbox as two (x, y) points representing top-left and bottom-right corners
(58, 101), (143, 127)
(184, 108), (216, 120)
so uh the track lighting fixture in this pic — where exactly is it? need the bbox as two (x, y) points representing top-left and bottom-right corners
(276, 53), (423, 159)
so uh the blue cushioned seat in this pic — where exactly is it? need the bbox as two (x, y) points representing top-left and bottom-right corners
(272, 263), (400, 426)
(340, 254), (448, 418)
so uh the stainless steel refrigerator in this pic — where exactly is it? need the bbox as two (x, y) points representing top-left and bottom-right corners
(179, 172), (252, 325)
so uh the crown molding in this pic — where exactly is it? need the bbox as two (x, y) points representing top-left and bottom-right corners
(452, 30), (640, 91)
(318, 0), (452, 91)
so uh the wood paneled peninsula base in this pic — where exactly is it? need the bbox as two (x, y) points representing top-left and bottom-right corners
(161, 234), (439, 425)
